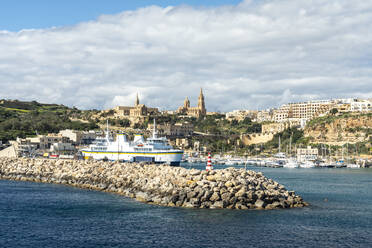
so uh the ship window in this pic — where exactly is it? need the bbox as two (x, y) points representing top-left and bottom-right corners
(134, 148), (152, 152)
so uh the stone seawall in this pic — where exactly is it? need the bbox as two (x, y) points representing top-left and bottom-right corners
(0, 158), (308, 210)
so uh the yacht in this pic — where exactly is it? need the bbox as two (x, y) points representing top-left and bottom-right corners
(283, 158), (299, 168)
(299, 160), (315, 168)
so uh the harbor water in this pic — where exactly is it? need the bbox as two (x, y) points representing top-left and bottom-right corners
(1, 163), (372, 247)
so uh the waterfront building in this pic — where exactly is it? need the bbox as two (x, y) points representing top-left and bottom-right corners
(0, 133), (75, 157)
(177, 88), (206, 118)
(50, 142), (76, 153)
(16, 134), (70, 150)
(59, 129), (97, 145)
(297, 146), (318, 162)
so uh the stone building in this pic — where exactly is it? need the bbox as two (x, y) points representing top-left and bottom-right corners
(177, 88), (206, 118)
(148, 122), (193, 137)
(261, 122), (288, 134)
(241, 133), (274, 146)
(114, 93), (159, 118)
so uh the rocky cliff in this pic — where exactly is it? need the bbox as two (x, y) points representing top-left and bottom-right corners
(304, 113), (372, 145)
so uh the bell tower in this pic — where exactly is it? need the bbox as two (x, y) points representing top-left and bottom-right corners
(198, 88), (206, 115)
(184, 97), (190, 108)
(135, 93), (139, 106)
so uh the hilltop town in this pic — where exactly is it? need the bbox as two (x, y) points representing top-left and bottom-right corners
(0, 91), (371, 164)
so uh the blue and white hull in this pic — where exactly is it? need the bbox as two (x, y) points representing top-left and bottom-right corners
(81, 121), (183, 166)
(81, 149), (183, 165)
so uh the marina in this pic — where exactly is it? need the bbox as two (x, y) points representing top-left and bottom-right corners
(185, 154), (370, 169)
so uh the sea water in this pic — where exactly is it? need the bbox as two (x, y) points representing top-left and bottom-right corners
(1, 164), (372, 248)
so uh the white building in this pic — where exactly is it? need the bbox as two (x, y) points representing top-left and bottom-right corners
(350, 99), (371, 112)
(50, 143), (76, 153)
(297, 146), (318, 162)
(59, 130), (97, 145)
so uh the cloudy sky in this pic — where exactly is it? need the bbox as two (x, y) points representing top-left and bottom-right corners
(1, 0), (371, 112)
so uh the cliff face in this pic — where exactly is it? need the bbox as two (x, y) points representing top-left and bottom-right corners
(304, 113), (372, 145)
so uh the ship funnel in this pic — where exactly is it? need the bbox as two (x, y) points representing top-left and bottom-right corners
(117, 133), (127, 144)
(133, 134), (145, 144)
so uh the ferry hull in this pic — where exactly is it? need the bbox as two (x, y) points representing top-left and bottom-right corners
(81, 150), (183, 165)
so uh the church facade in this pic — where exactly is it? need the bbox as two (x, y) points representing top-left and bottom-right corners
(177, 88), (206, 118)
(114, 93), (159, 119)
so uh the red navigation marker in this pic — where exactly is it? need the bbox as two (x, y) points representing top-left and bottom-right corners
(206, 152), (213, 171)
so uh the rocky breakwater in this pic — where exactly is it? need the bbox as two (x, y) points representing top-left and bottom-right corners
(0, 158), (308, 210)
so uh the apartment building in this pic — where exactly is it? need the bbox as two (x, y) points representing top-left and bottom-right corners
(273, 100), (334, 123)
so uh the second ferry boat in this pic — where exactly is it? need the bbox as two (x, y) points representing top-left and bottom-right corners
(81, 121), (184, 165)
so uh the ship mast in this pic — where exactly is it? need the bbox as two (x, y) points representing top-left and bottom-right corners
(153, 119), (157, 139)
(106, 119), (110, 143)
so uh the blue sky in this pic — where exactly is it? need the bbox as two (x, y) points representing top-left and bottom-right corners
(0, 0), (371, 111)
(0, 0), (242, 31)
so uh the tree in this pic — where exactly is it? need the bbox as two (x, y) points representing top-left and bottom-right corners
(242, 117), (252, 125)
(231, 119), (239, 126)
(330, 108), (338, 115)
(119, 119), (131, 127)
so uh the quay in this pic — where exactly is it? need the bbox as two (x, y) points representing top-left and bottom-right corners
(0, 158), (307, 210)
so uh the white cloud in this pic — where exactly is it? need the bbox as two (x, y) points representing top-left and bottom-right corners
(0, 0), (372, 112)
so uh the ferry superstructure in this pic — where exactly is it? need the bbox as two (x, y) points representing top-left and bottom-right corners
(81, 121), (183, 166)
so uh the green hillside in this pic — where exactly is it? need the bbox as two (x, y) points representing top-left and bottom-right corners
(0, 100), (98, 142)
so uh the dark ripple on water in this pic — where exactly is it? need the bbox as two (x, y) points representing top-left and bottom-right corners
(1, 166), (372, 248)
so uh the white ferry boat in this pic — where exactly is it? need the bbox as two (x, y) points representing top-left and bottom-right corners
(81, 121), (183, 166)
